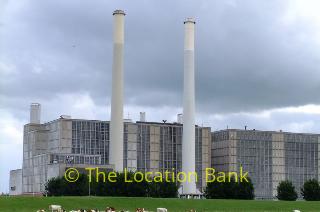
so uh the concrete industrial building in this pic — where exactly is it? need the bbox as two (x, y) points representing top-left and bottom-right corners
(212, 129), (320, 199)
(10, 113), (320, 199)
(9, 109), (211, 195)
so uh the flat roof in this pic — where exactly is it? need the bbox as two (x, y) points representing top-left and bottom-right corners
(38, 117), (210, 128)
(213, 128), (320, 136)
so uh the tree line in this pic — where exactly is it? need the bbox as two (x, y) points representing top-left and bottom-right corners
(45, 172), (178, 198)
(45, 172), (255, 199)
(45, 171), (320, 200)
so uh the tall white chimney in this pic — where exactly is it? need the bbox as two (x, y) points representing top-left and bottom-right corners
(181, 18), (197, 194)
(140, 112), (146, 122)
(110, 9), (125, 172)
(30, 103), (41, 124)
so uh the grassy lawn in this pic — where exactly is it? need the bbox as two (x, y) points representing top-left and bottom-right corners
(0, 196), (320, 212)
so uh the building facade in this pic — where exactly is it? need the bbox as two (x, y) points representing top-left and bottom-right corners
(21, 118), (114, 194)
(12, 117), (210, 195)
(9, 169), (22, 196)
(126, 121), (211, 192)
(11, 116), (320, 199)
(212, 129), (320, 199)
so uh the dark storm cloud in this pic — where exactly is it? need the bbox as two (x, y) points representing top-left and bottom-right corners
(1, 0), (320, 116)
(195, 1), (320, 113)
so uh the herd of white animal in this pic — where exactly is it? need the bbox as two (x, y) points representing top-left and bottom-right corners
(36, 205), (302, 212)
(36, 205), (173, 212)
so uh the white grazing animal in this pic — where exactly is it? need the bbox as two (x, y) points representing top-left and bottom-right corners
(49, 205), (62, 212)
(157, 208), (168, 212)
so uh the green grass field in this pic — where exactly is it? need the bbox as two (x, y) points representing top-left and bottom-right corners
(1, 196), (320, 212)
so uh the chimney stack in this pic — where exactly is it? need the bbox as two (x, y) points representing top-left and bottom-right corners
(30, 103), (41, 124)
(181, 18), (197, 195)
(177, 113), (183, 124)
(140, 112), (146, 122)
(110, 9), (125, 172)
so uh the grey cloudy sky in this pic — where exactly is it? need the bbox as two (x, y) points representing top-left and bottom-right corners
(1, 0), (320, 193)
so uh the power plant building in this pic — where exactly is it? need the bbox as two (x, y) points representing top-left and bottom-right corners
(10, 112), (211, 195)
(212, 129), (320, 199)
(12, 117), (320, 199)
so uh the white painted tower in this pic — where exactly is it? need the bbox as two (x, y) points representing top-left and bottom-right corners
(181, 18), (197, 195)
(110, 10), (125, 172)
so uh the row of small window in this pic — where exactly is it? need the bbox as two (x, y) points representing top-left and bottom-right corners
(49, 154), (102, 165)
(284, 135), (318, 143)
(71, 148), (108, 155)
(72, 121), (109, 131)
(72, 132), (109, 139)
(285, 170), (318, 175)
(138, 126), (151, 133)
(72, 145), (108, 150)
(238, 140), (272, 147)
(237, 135), (272, 141)
(159, 162), (181, 169)
(285, 155), (318, 160)
(137, 144), (151, 150)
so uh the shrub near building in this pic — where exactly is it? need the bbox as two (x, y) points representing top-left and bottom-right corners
(276, 180), (297, 201)
(301, 179), (320, 201)
(205, 177), (254, 200)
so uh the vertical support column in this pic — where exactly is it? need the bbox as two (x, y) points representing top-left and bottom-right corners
(182, 18), (197, 195)
(110, 10), (125, 172)
(272, 133), (285, 198)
